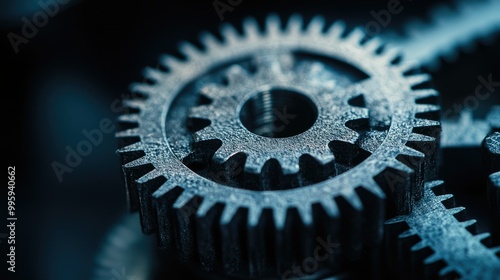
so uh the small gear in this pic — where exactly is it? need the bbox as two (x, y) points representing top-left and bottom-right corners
(116, 14), (440, 277)
(484, 132), (500, 216)
(385, 181), (500, 279)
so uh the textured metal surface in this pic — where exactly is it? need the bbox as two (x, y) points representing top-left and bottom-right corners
(485, 132), (500, 216)
(116, 14), (441, 277)
(385, 181), (500, 279)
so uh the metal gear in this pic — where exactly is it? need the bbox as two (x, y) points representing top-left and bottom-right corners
(485, 132), (500, 215)
(386, 0), (500, 70)
(385, 181), (500, 279)
(116, 14), (440, 277)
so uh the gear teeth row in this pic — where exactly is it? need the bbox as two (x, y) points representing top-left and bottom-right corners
(385, 181), (500, 279)
(388, 0), (500, 70)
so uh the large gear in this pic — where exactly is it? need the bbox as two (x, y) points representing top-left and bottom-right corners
(385, 181), (500, 279)
(116, 14), (440, 277)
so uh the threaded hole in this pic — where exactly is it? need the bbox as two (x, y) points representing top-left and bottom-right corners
(239, 89), (318, 138)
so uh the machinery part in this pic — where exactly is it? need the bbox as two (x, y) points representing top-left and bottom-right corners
(92, 214), (156, 280)
(385, 181), (500, 279)
(116, 14), (440, 277)
(485, 132), (500, 215)
(441, 110), (491, 148)
(386, 0), (500, 70)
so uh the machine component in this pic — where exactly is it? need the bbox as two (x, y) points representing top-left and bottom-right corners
(385, 181), (500, 279)
(485, 132), (500, 215)
(116, 14), (440, 277)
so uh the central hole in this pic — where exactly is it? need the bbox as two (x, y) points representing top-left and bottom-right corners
(239, 89), (318, 138)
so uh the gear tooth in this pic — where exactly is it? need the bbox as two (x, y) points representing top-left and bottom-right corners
(413, 118), (440, 128)
(248, 207), (263, 227)
(277, 158), (300, 175)
(379, 46), (401, 64)
(475, 232), (491, 242)
(286, 13), (303, 34)
(172, 191), (196, 210)
(196, 198), (217, 217)
(189, 104), (212, 120)
(265, 13), (282, 36)
(325, 20), (346, 38)
(307, 15), (325, 34)
(388, 158), (414, 174)
(117, 142), (143, 154)
(137, 169), (163, 184)
(244, 155), (266, 174)
(413, 89), (439, 100)
(199, 32), (221, 52)
(220, 23), (240, 44)
(193, 126), (217, 142)
(319, 198), (340, 218)
(178, 41), (202, 59)
(123, 156), (150, 168)
(226, 65), (250, 85)
(427, 180), (445, 190)
(400, 146), (425, 158)
(439, 266), (456, 277)
(436, 194), (454, 203)
(143, 66), (164, 82)
(130, 83), (154, 97)
(338, 126), (361, 144)
(115, 128), (140, 138)
(448, 207), (466, 216)
(160, 54), (183, 70)
(122, 99), (145, 110)
(416, 104), (440, 114)
(242, 17), (261, 39)
(152, 179), (180, 199)
(345, 27), (366, 45)
(385, 215), (407, 225)
(213, 144), (235, 163)
(117, 114), (140, 124)
(296, 205), (313, 226)
(364, 37), (383, 52)
(308, 150), (335, 166)
(408, 132), (436, 142)
(200, 84), (222, 99)
(349, 106), (369, 120)
(424, 253), (442, 265)
(399, 229), (417, 239)
(406, 74), (431, 88)
(345, 191), (364, 211)
(363, 179), (386, 199)
(492, 246), (500, 254)
(396, 59), (420, 73)
(461, 219), (477, 231)
(272, 207), (287, 229)
(220, 204), (239, 225)
(410, 240), (428, 251)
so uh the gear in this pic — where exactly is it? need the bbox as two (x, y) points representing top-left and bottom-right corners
(385, 181), (500, 279)
(386, 0), (500, 70)
(484, 132), (500, 216)
(116, 14), (440, 277)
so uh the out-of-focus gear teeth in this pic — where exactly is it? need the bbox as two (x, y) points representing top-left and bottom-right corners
(220, 23), (241, 46)
(178, 41), (203, 59)
(265, 13), (281, 36)
(384, 181), (500, 279)
(130, 83), (154, 97)
(345, 28), (366, 46)
(242, 17), (261, 40)
(199, 32), (221, 52)
(160, 54), (184, 70)
(326, 20), (346, 38)
(406, 74), (431, 88)
(412, 89), (439, 100)
(306, 15), (326, 34)
(378, 46), (400, 65)
(143, 67), (164, 82)
(225, 65), (250, 84)
(485, 132), (500, 216)
(364, 37), (383, 53)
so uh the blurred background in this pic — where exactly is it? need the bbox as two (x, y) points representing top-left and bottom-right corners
(1, 0), (498, 279)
